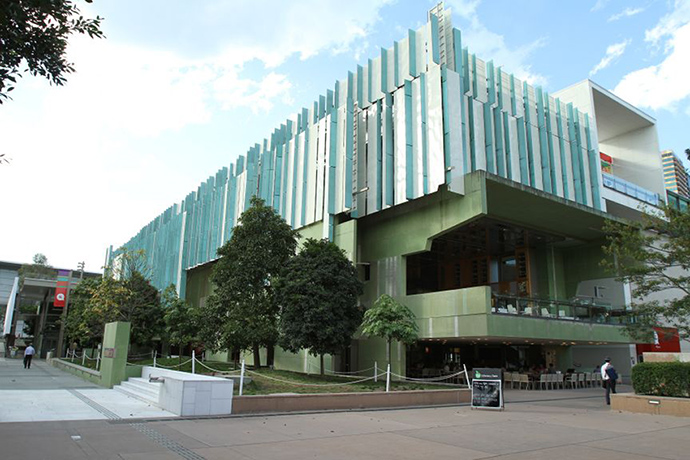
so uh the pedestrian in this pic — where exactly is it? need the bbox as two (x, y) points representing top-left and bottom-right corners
(601, 357), (618, 405)
(23, 344), (36, 369)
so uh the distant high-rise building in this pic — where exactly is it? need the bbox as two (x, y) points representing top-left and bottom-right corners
(662, 150), (689, 198)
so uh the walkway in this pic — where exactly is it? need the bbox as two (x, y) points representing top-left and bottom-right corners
(0, 367), (688, 460)
(0, 357), (175, 422)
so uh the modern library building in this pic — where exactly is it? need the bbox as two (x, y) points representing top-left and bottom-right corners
(109, 4), (673, 380)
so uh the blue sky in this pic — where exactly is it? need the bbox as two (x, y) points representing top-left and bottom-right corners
(1, 0), (688, 273)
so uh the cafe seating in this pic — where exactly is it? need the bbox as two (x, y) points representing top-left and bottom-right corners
(519, 374), (532, 389)
(565, 373), (578, 388)
(577, 373), (586, 388)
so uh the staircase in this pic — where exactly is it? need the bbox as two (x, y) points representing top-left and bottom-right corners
(114, 377), (162, 406)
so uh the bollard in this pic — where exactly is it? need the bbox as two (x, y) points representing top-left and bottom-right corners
(374, 361), (378, 383)
(239, 359), (246, 396)
(192, 350), (196, 374)
(153, 350), (157, 368)
(82, 352), (85, 366)
(386, 364), (391, 392)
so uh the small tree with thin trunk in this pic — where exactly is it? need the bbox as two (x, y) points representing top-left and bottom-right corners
(361, 294), (419, 370)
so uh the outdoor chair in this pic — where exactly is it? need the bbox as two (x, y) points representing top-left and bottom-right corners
(586, 373), (594, 388)
(547, 374), (556, 389)
(519, 374), (531, 390)
(565, 373), (577, 389)
(504, 372), (513, 389)
(556, 373), (564, 389)
(540, 308), (552, 318)
(578, 373), (586, 388)
(539, 374), (548, 390)
(507, 305), (518, 314)
(511, 372), (520, 389)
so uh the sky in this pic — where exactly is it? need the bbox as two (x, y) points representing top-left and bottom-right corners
(1, 0), (689, 274)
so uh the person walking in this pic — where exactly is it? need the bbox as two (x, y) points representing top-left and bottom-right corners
(23, 344), (36, 369)
(601, 357), (618, 405)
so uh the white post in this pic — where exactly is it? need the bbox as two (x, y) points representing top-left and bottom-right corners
(192, 350), (196, 374)
(239, 359), (246, 396)
(70, 350), (74, 362)
(82, 352), (85, 366)
(374, 361), (378, 383)
(153, 350), (157, 368)
(96, 352), (100, 371)
(463, 364), (470, 389)
(386, 364), (391, 392)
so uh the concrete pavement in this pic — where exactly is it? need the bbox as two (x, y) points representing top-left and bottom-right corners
(0, 357), (176, 422)
(2, 358), (689, 459)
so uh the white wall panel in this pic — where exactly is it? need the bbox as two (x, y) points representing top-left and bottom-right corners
(393, 86), (407, 205)
(426, 66), (445, 193)
(472, 100), (486, 171)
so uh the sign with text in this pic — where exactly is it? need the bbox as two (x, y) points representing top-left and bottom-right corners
(471, 368), (503, 410)
(54, 270), (70, 308)
(103, 348), (116, 359)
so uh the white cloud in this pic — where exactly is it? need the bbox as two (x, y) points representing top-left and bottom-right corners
(608, 7), (645, 22)
(589, 40), (631, 77)
(0, 0), (394, 271)
(591, 0), (610, 12)
(614, 1), (690, 111)
(446, 0), (548, 86)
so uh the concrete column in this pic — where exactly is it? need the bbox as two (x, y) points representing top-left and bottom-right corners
(99, 321), (131, 388)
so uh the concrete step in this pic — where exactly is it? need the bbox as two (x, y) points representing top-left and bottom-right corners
(114, 378), (161, 406)
(126, 378), (162, 395)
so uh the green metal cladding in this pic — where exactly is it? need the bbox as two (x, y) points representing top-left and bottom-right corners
(112, 6), (603, 296)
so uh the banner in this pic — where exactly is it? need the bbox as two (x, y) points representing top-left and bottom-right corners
(54, 270), (70, 308)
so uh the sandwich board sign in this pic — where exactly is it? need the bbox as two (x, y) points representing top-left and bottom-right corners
(471, 368), (504, 410)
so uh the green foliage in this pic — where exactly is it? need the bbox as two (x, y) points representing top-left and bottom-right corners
(64, 270), (164, 348)
(202, 196), (298, 367)
(361, 294), (419, 365)
(277, 238), (363, 374)
(18, 253), (54, 286)
(162, 285), (198, 353)
(602, 206), (690, 343)
(0, 0), (104, 103)
(632, 362), (690, 398)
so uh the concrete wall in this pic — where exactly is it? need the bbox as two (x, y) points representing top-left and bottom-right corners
(570, 344), (633, 382)
(232, 389), (470, 414)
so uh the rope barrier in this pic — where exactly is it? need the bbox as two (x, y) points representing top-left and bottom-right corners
(324, 366), (376, 375)
(193, 359), (240, 374)
(245, 369), (385, 387)
(390, 369), (468, 383)
(154, 358), (193, 369)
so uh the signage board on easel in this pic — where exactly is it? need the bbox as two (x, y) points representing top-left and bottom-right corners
(471, 368), (504, 410)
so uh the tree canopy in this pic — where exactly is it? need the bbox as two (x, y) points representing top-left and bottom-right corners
(162, 285), (198, 358)
(361, 294), (419, 367)
(201, 196), (298, 368)
(0, 0), (104, 103)
(277, 238), (363, 374)
(65, 267), (164, 348)
(603, 205), (690, 343)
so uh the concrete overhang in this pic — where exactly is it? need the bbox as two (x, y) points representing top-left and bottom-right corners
(483, 173), (616, 243)
(590, 81), (655, 142)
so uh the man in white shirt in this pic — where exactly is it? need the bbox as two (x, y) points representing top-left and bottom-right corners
(24, 344), (36, 369)
(601, 357), (617, 405)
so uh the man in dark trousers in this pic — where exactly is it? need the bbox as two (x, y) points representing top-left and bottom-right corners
(23, 344), (36, 369)
(601, 357), (618, 405)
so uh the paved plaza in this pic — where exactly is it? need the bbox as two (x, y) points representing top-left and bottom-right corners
(1, 358), (689, 459)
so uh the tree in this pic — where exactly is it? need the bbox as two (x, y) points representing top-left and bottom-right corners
(64, 269), (164, 348)
(18, 253), (54, 286)
(277, 238), (363, 375)
(0, 0), (104, 103)
(603, 205), (690, 343)
(203, 196), (298, 368)
(162, 285), (198, 362)
(361, 294), (419, 369)
(685, 148), (690, 163)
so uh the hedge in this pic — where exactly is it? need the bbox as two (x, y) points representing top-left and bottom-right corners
(632, 362), (690, 398)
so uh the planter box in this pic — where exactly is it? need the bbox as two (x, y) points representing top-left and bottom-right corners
(232, 389), (470, 415)
(611, 393), (690, 417)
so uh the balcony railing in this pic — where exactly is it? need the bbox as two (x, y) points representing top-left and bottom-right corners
(602, 172), (661, 206)
(492, 293), (630, 325)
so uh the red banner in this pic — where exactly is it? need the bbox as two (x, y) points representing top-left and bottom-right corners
(54, 270), (70, 307)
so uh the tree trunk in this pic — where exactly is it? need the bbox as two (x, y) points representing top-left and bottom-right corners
(320, 353), (325, 376)
(252, 343), (261, 369)
(266, 341), (275, 368)
(386, 338), (392, 371)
